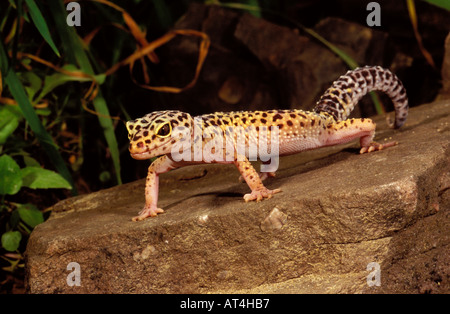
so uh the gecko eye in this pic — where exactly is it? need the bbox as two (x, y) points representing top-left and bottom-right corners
(155, 121), (172, 138)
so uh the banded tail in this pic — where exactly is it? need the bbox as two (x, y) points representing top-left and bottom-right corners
(314, 66), (408, 129)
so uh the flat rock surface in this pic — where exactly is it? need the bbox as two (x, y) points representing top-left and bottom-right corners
(25, 100), (450, 293)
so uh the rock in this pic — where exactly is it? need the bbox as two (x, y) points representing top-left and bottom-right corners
(25, 99), (450, 293)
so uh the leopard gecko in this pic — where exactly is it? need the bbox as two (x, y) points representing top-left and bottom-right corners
(126, 66), (408, 221)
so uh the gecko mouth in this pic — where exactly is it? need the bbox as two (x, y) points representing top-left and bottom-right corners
(130, 151), (153, 160)
(129, 139), (173, 160)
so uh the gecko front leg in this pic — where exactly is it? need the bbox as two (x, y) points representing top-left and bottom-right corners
(133, 155), (183, 221)
(234, 155), (281, 202)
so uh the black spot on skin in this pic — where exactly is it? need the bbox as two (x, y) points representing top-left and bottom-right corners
(128, 124), (134, 130)
(135, 125), (141, 131)
(177, 116), (184, 122)
(141, 119), (148, 124)
(290, 114), (296, 119)
(255, 126), (259, 131)
(143, 131), (149, 137)
(262, 112), (268, 118)
(299, 113), (307, 119)
(134, 135), (141, 141)
(331, 89), (340, 96)
(277, 124), (284, 129)
(242, 118), (247, 124)
(151, 134), (156, 140)
(260, 118), (267, 124)
(272, 114), (283, 122)
(311, 120), (315, 127)
(287, 120), (293, 126)
(300, 122), (305, 127)
(145, 139), (151, 144)
(251, 119), (257, 123)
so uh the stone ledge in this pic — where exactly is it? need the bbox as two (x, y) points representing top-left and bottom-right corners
(25, 100), (450, 293)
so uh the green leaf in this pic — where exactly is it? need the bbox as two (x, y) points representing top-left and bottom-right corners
(2, 53), (76, 194)
(17, 204), (44, 228)
(0, 154), (22, 195)
(20, 71), (43, 101)
(20, 166), (72, 190)
(35, 64), (106, 103)
(1, 231), (22, 252)
(24, 0), (61, 57)
(23, 155), (41, 167)
(0, 105), (22, 145)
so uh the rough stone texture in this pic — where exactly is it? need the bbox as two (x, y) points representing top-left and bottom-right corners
(25, 99), (450, 294)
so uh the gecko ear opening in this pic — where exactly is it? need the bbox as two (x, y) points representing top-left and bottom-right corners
(155, 121), (172, 138)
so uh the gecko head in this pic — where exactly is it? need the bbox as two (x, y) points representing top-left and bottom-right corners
(126, 110), (193, 160)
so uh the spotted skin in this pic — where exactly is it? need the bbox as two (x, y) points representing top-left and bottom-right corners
(126, 66), (408, 221)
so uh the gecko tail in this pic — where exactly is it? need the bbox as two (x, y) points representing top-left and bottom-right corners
(313, 66), (409, 129)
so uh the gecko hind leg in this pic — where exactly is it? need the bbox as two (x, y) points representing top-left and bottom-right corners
(323, 118), (398, 154)
(235, 156), (281, 202)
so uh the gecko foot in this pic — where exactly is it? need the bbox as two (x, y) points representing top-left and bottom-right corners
(244, 187), (281, 202)
(360, 141), (398, 154)
(132, 206), (164, 221)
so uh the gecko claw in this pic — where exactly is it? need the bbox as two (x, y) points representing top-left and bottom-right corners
(360, 141), (398, 154)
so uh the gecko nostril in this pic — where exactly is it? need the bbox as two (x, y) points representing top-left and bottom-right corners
(137, 142), (144, 148)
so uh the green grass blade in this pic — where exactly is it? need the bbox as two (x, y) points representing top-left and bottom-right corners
(24, 0), (60, 57)
(48, 0), (122, 185)
(1, 53), (76, 194)
(422, 0), (450, 10)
